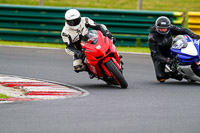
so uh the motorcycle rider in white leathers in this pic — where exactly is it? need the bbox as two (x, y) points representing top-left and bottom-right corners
(61, 9), (113, 78)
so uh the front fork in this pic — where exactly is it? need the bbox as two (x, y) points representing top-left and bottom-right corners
(165, 56), (186, 77)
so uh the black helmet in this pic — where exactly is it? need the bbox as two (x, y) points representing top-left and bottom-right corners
(155, 16), (171, 35)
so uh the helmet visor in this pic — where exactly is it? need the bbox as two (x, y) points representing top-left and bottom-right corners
(157, 26), (170, 34)
(66, 17), (81, 26)
(158, 27), (168, 33)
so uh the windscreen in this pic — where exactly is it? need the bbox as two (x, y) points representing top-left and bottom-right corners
(82, 30), (98, 45)
(172, 35), (188, 49)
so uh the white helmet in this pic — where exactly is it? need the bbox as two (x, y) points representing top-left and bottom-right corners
(65, 9), (81, 30)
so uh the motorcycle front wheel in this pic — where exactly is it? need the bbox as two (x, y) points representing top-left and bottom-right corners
(191, 63), (200, 77)
(104, 59), (128, 88)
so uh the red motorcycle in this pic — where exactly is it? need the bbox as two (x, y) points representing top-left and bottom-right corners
(81, 30), (128, 88)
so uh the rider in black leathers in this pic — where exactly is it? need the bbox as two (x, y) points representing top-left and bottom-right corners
(148, 16), (200, 82)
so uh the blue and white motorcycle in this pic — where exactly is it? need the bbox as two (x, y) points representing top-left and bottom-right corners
(166, 34), (200, 82)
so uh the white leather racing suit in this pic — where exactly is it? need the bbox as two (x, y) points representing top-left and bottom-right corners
(61, 17), (111, 72)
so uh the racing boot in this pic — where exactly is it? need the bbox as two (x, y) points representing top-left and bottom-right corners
(169, 72), (183, 81)
(158, 78), (166, 83)
(73, 59), (86, 73)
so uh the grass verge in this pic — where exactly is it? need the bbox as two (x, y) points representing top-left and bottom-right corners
(0, 93), (11, 99)
(117, 46), (150, 53)
(0, 40), (150, 53)
(0, 40), (65, 49)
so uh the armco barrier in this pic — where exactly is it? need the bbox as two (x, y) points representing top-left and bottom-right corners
(188, 12), (200, 35)
(0, 4), (184, 47)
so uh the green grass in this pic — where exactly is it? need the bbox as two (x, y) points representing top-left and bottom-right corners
(117, 46), (150, 53)
(0, 40), (150, 53)
(0, 40), (65, 49)
(0, 93), (10, 98)
(0, 0), (199, 12)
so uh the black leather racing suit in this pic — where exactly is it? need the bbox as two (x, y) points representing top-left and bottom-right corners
(148, 24), (200, 81)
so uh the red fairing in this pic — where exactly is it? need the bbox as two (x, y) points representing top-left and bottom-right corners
(81, 30), (121, 77)
(109, 43), (120, 60)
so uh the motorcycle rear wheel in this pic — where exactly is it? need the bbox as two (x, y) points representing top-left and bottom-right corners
(104, 59), (128, 88)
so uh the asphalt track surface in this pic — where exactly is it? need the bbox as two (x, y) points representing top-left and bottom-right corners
(0, 46), (200, 133)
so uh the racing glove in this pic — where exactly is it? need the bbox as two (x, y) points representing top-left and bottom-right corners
(74, 51), (84, 59)
(166, 58), (174, 66)
(166, 58), (177, 72)
(192, 34), (200, 40)
(105, 30), (113, 39)
(113, 37), (116, 44)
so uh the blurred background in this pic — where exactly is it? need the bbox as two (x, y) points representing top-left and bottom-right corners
(1, 0), (199, 12)
(0, 0), (199, 49)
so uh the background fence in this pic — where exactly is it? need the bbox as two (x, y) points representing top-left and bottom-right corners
(188, 12), (200, 36)
(0, 4), (184, 47)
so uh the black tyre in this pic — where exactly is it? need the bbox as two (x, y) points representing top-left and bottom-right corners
(104, 59), (128, 88)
